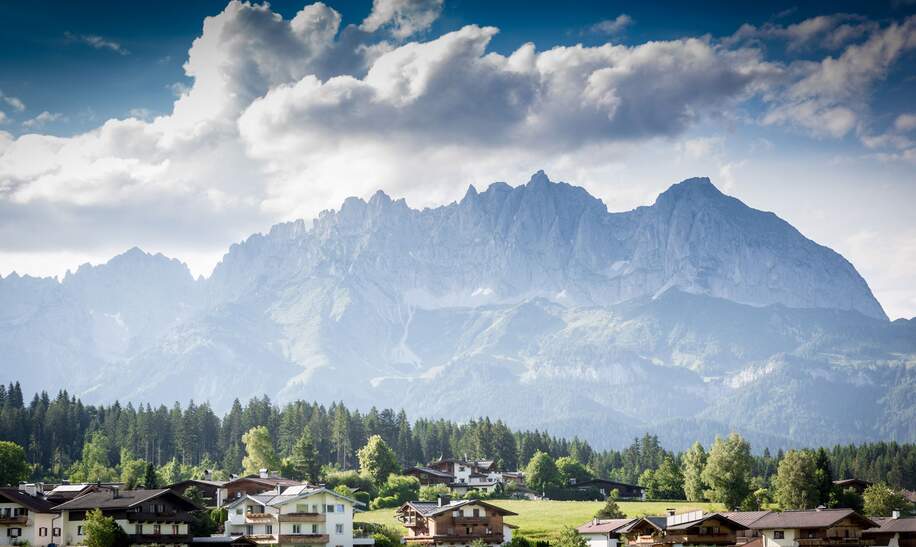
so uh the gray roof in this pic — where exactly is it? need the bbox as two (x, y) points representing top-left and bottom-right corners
(52, 488), (199, 511)
(407, 466), (454, 479)
(863, 517), (916, 534)
(722, 511), (772, 527)
(577, 518), (636, 534)
(751, 509), (876, 530)
(0, 488), (57, 513)
(666, 513), (748, 531)
(400, 499), (517, 518)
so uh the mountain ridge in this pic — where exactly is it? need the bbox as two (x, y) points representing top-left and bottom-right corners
(1, 172), (907, 450)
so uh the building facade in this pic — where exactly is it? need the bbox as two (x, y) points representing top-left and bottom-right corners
(395, 498), (517, 547)
(223, 485), (360, 547)
(0, 488), (58, 547)
(51, 488), (199, 547)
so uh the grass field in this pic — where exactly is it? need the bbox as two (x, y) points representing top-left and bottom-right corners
(356, 500), (723, 541)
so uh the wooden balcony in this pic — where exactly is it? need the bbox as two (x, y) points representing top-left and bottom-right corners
(245, 513), (275, 523)
(279, 513), (325, 523)
(278, 533), (329, 544)
(0, 516), (28, 525)
(406, 535), (504, 544)
(797, 539), (873, 547)
(244, 534), (277, 544)
(454, 516), (489, 525)
(130, 533), (193, 544)
(127, 512), (192, 523)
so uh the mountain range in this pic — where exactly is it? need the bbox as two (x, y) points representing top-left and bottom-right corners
(2, 171), (913, 450)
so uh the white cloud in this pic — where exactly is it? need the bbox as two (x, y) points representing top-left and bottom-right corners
(21, 111), (65, 129)
(65, 32), (130, 55)
(360, 0), (443, 39)
(895, 113), (916, 132)
(589, 15), (634, 36)
(0, 111), (6, 125)
(1, 2), (915, 313)
(0, 91), (25, 112)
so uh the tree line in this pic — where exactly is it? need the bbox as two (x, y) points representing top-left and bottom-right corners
(1, 382), (915, 507)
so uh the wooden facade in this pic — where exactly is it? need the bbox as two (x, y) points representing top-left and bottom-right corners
(396, 500), (516, 546)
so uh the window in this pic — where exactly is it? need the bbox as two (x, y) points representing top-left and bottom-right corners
(292, 525), (301, 535)
(296, 504), (308, 513)
(39, 528), (48, 537)
(311, 504), (318, 513)
(7, 529), (21, 538)
(774, 531), (785, 540)
(466, 527), (472, 535)
(53, 528), (61, 537)
(336, 504), (344, 513)
(335, 524), (344, 535)
(153, 524), (161, 536)
(173, 525), (180, 535)
(78, 526), (84, 536)
(236, 508), (243, 515)
(135, 525), (143, 535)
(473, 508), (480, 518)
(311, 524), (318, 534)
(807, 532), (817, 539)
(265, 525), (272, 535)
(246, 525), (253, 535)
(713, 527), (720, 535)
(326, 504), (334, 513)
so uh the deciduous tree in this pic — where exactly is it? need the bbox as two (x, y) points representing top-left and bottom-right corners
(702, 433), (752, 510)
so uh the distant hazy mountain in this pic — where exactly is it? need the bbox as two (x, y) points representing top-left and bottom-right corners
(2, 172), (911, 450)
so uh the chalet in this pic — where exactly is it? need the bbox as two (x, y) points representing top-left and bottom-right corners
(406, 460), (508, 496)
(221, 471), (303, 503)
(0, 487), (58, 547)
(750, 508), (878, 547)
(168, 479), (227, 507)
(617, 510), (748, 547)
(576, 518), (636, 547)
(403, 467), (454, 487)
(52, 488), (200, 547)
(834, 480), (872, 495)
(222, 484), (363, 547)
(395, 496), (517, 546)
(863, 515), (916, 547)
(722, 510), (772, 543)
(571, 479), (644, 500)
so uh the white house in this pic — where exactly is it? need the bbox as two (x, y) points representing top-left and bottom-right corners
(223, 485), (368, 547)
(51, 488), (199, 547)
(576, 518), (635, 547)
(0, 488), (58, 547)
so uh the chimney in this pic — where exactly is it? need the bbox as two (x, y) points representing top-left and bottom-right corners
(112, 486), (120, 499)
(892, 510), (900, 519)
(21, 483), (37, 496)
(204, 469), (212, 481)
(666, 508), (676, 517)
(259, 469), (269, 479)
(437, 494), (451, 507)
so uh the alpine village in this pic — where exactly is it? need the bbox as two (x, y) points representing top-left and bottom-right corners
(0, 389), (915, 547)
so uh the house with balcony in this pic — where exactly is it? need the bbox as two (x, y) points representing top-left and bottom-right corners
(862, 514), (916, 547)
(395, 496), (517, 546)
(223, 484), (364, 547)
(51, 488), (200, 547)
(0, 487), (58, 547)
(749, 508), (878, 547)
(576, 518), (636, 547)
(405, 459), (513, 497)
(221, 471), (304, 503)
(618, 510), (748, 547)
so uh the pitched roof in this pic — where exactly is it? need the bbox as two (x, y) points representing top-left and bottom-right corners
(721, 511), (772, 527)
(399, 499), (517, 518)
(618, 516), (667, 533)
(223, 487), (358, 509)
(52, 488), (199, 511)
(169, 479), (227, 488)
(665, 513), (748, 531)
(405, 466), (454, 479)
(751, 509), (877, 530)
(0, 488), (57, 513)
(863, 517), (916, 534)
(577, 518), (636, 534)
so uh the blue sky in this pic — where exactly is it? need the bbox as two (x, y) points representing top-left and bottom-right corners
(1, 0), (916, 318)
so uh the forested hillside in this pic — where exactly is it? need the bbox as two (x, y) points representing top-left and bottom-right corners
(1, 382), (914, 492)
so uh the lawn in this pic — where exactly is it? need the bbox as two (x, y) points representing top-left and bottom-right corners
(355, 500), (723, 541)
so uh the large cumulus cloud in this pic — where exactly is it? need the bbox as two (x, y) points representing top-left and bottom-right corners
(0, 1), (914, 280)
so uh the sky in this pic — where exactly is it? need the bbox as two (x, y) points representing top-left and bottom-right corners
(1, 0), (915, 319)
